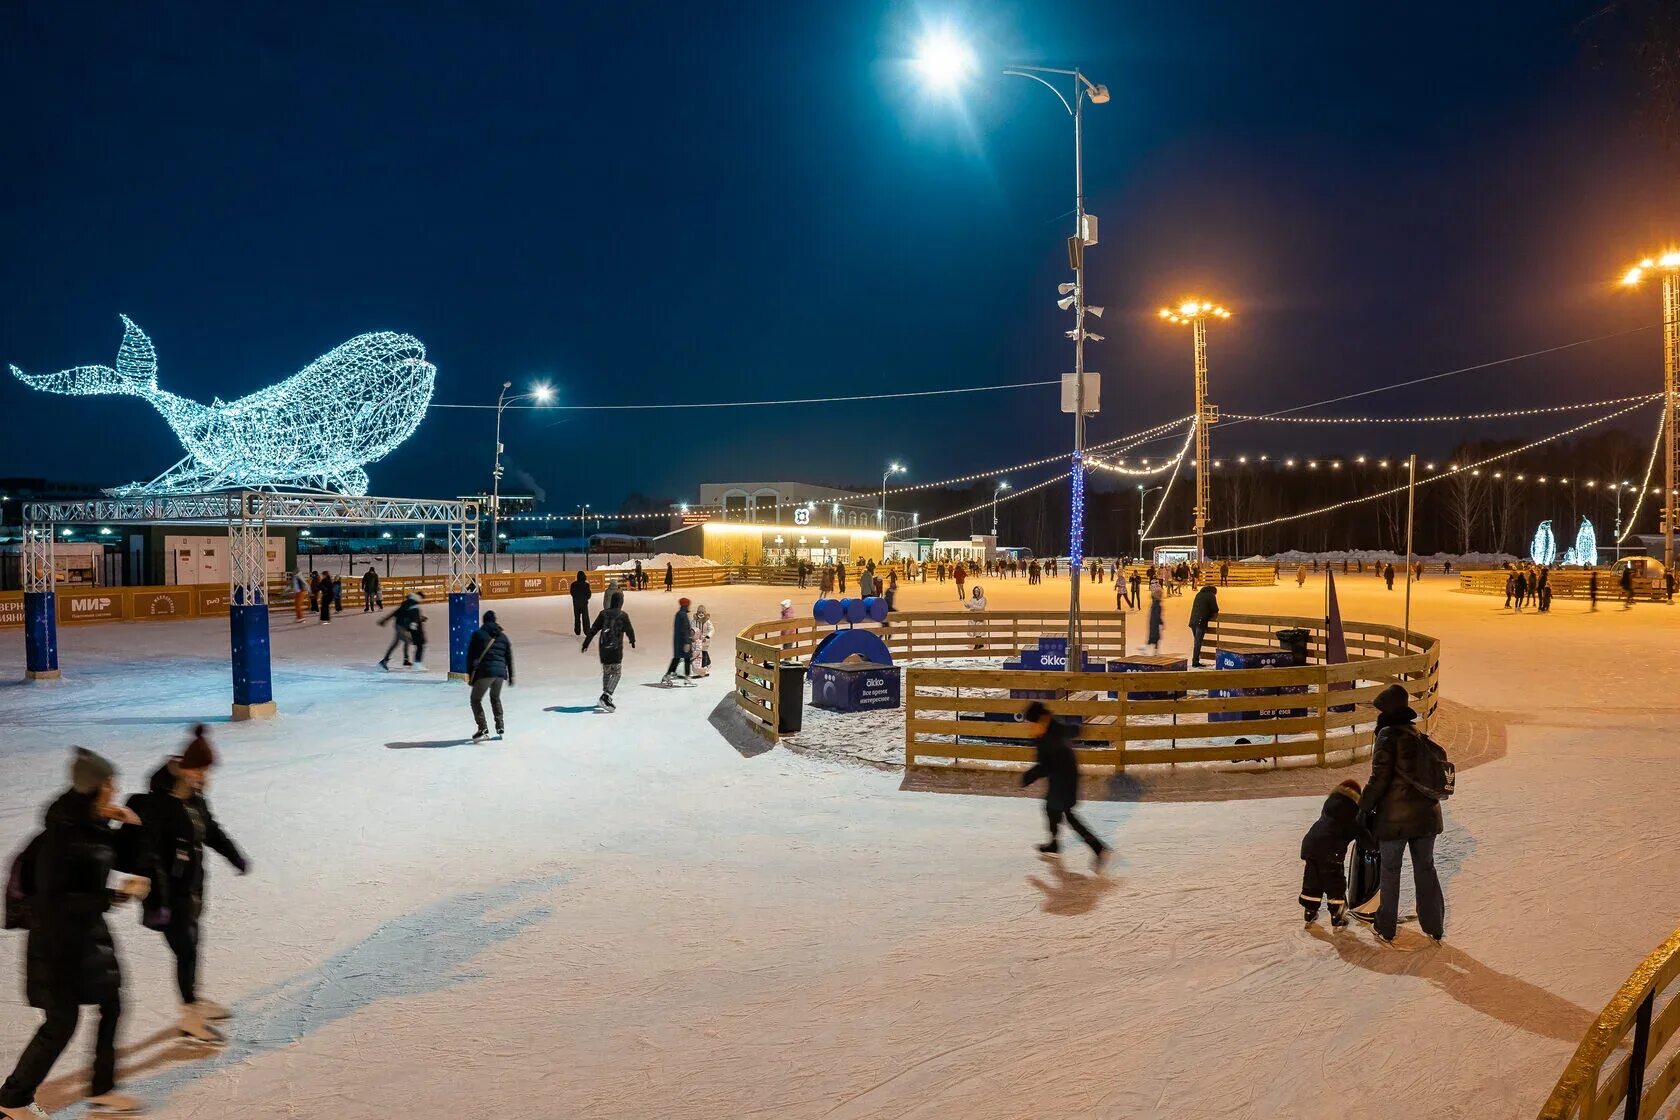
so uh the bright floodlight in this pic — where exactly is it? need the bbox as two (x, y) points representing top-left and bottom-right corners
(1160, 299), (1233, 325)
(914, 30), (977, 90)
(532, 383), (555, 402)
(1622, 250), (1680, 286)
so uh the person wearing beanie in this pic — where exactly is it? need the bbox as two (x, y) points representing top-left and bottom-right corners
(1019, 700), (1110, 871)
(465, 610), (515, 742)
(582, 589), (636, 712)
(778, 599), (794, 621)
(1298, 777), (1372, 928)
(0, 749), (147, 1117)
(127, 726), (248, 1047)
(1356, 683), (1447, 946)
(662, 598), (695, 686)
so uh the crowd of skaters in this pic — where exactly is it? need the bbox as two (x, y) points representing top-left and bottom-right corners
(3, 729), (246, 1118)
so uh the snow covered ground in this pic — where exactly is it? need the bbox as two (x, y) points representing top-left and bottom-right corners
(1, 575), (1678, 1118)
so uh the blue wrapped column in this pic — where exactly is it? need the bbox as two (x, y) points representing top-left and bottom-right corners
(448, 591), (479, 681)
(24, 591), (59, 680)
(229, 602), (277, 720)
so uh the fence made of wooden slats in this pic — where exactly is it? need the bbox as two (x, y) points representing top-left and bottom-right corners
(1458, 567), (1665, 601)
(1538, 925), (1680, 1120)
(903, 612), (1439, 771)
(730, 610), (1129, 742)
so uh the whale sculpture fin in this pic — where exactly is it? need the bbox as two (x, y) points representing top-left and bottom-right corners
(8, 314), (158, 397)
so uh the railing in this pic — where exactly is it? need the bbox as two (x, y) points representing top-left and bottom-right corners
(904, 612), (1439, 771)
(1538, 926), (1680, 1120)
(0, 565), (731, 628)
(1458, 569), (1665, 601)
(731, 610), (1128, 742)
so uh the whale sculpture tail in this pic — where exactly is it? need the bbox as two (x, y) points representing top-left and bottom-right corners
(9, 314), (158, 397)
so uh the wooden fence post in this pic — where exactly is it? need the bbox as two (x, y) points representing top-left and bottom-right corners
(1317, 665), (1330, 767)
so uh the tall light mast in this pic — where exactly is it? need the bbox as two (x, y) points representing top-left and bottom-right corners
(1623, 252), (1680, 572)
(1159, 300), (1232, 564)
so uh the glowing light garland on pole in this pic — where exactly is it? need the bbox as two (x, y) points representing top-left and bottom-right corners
(9, 316), (435, 496)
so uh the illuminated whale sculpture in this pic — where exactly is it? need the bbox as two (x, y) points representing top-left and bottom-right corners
(10, 316), (435, 495)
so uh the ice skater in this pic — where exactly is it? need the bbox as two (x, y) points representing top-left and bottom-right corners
(128, 727), (248, 1046)
(662, 598), (695, 686)
(664, 562), (675, 593)
(318, 575), (334, 624)
(1019, 701), (1109, 870)
(1299, 778), (1369, 928)
(466, 611), (514, 742)
(582, 589), (636, 711)
(331, 573), (343, 613)
(409, 601), (429, 670)
(964, 584), (988, 649)
(1188, 583), (1218, 668)
(360, 565), (379, 612)
(1355, 684), (1447, 946)
(377, 591), (425, 669)
(1145, 576), (1164, 655)
(691, 604), (714, 677)
(0, 749), (149, 1117)
(292, 570), (307, 622)
(569, 570), (593, 636)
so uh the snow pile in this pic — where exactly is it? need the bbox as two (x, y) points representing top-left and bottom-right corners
(596, 553), (720, 571)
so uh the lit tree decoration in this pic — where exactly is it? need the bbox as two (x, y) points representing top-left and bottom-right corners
(1530, 520), (1557, 566)
(9, 316), (435, 495)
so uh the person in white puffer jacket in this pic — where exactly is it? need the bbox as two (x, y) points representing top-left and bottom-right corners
(691, 604), (716, 677)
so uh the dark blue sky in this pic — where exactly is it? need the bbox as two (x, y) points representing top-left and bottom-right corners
(2, 2), (1674, 511)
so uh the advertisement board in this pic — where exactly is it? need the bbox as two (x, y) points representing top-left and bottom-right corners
(131, 589), (192, 619)
(61, 593), (124, 622)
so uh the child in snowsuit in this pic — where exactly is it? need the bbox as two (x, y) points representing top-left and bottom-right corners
(1300, 777), (1370, 927)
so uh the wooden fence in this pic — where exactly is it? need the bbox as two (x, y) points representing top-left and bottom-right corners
(904, 612), (1439, 771)
(0, 565), (730, 629)
(731, 610), (1129, 742)
(1458, 568), (1666, 601)
(1538, 925), (1680, 1120)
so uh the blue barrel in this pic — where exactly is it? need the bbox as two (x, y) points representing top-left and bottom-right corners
(863, 596), (889, 623)
(813, 598), (843, 626)
(841, 597), (866, 624)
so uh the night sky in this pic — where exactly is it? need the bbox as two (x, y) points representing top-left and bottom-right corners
(2, 2), (1674, 514)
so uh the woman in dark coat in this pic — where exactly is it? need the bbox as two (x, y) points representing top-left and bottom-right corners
(663, 562), (675, 592)
(1356, 684), (1446, 944)
(663, 598), (695, 685)
(0, 749), (145, 1115)
(129, 728), (247, 1045)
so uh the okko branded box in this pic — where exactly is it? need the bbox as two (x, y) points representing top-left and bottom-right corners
(1208, 648), (1308, 722)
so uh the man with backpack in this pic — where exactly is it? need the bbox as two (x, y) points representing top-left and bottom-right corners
(1356, 683), (1449, 946)
(581, 589), (636, 711)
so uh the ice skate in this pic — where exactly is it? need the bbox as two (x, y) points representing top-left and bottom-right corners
(471, 728), (491, 743)
(680, 676), (697, 688)
(594, 700), (611, 713)
(1092, 846), (1111, 874)
(85, 1090), (143, 1114)
(0, 1103), (51, 1119)
(660, 673), (675, 686)
(177, 1006), (226, 1044)
(378, 658), (390, 671)
(1302, 904), (1320, 926)
(602, 694), (616, 712)
(1036, 841), (1060, 854)
(495, 726), (505, 739)
(193, 998), (231, 1021)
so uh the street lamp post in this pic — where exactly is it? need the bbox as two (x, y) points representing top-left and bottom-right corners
(992, 480), (1011, 538)
(1622, 251), (1680, 571)
(490, 381), (554, 568)
(880, 462), (905, 527)
(911, 36), (1109, 664)
(1159, 300), (1232, 566)
(1137, 484), (1163, 561)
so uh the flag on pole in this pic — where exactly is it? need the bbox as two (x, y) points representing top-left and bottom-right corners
(1325, 568), (1353, 704)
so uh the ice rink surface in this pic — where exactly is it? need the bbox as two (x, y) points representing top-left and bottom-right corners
(2, 574), (1677, 1118)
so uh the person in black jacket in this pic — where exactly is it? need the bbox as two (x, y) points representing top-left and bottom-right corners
(1187, 584), (1219, 667)
(662, 599), (695, 686)
(1299, 778), (1370, 927)
(569, 571), (593, 636)
(466, 611), (515, 741)
(663, 562), (675, 593)
(128, 727), (247, 1045)
(360, 565), (380, 612)
(0, 749), (147, 1116)
(1019, 701), (1110, 870)
(1356, 684), (1445, 945)
(378, 591), (425, 669)
(582, 590), (637, 711)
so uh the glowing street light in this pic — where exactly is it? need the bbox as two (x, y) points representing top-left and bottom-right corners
(880, 462), (906, 526)
(1158, 298), (1232, 564)
(992, 479), (1011, 537)
(1620, 249), (1680, 569)
(490, 381), (556, 564)
(906, 28), (1110, 663)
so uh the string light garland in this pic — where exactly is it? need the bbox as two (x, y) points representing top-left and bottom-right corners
(1145, 397), (1659, 542)
(1137, 425), (1198, 543)
(9, 315), (435, 496)
(1617, 401), (1667, 543)
(1221, 394), (1660, 425)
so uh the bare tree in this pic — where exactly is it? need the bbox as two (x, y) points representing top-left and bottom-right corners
(1444, 468), (1491, 554)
